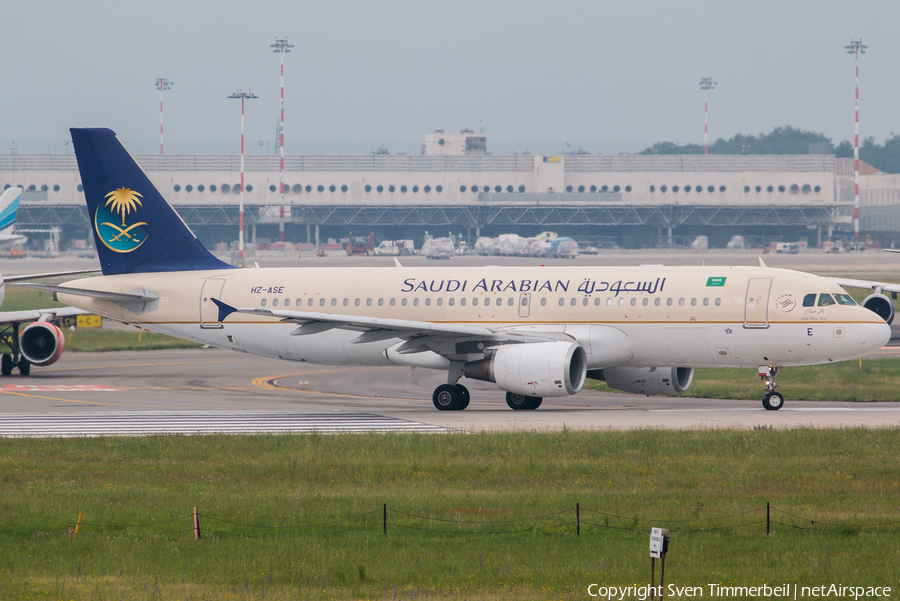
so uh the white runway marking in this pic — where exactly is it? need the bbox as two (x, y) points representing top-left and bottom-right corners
(0, 411), (452, 437)
(649, 407), (900, 413)
(0, 384), (124, 392)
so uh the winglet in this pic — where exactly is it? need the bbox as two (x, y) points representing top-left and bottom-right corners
(211, 298), (237, 322)
(758, 257), (768, 268)
(394, 258), (403, 268)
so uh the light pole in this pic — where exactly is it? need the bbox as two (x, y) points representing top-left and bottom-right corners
(271, 37), (294, 243)
(699, 78), (716, 156)
(845, 39), (867, 247)
(155, 78), (173, 155)
(228, 90), (259, 266)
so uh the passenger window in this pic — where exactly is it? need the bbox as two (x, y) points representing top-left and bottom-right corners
(354, 298), (360, 306)
(485, 298), (492, 306)
(460, 298), (467, 306)
(582, 298), (588, 306)
(366, 298), (372, 306)
(389, 298), (396, 306)
(378, 298), (383, 306)
(594, 298), (601, 306)
(343, 298), (349, 307)
(284, 298), (290, 307)
(835, 294), (857, 306)
(618, 298), (625, 306)
(449, 298), (455, 306)
(559, 298), (565, 307)
(297, 298), (302, 306)
(817, 294), (836, 307)
(261, 298), (267, 307)
(570, 298), (577, 306)
(607, 298), (613, 306)
(437, 298), (443, 306)
(425, 298), (431, 306)
(715, 298), (721, 306)
(702, 298), (708, 306)
(678, 298), (685, 306)
(654, 298), (660, 306)
(642, 298), (648, 306)
(802, 294), (816, 307)
(272, 298), (279, 307)
(319, 298), (325, 307)
(308, 299), (314, 307)
(401, 298), (408, 306)
(472, 298), (478, 306)
(508, 298), (514, 306)
(667, 298), (673, 306)
(630, 298), (637, 306)
(331, 298), (337, 307)
(690, 298), (696, 306)
(413, 298), (419, 306)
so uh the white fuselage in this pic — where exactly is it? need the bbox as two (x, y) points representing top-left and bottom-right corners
(57, 264), (890, 372)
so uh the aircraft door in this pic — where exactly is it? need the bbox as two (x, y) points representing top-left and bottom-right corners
(200, 278), (227, 329)
(518, 292), (531, 318)
(744, 278), (772, 329)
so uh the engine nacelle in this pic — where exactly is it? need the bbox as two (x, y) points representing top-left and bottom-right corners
(20, 322), (66, 366)
(464, 341), (586, 398)
(596, 366), (694, 396)
(862, 293), (894, 325)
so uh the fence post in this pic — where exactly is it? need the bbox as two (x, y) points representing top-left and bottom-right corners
(73, 513), (83, 540)
(194, 507), (201, 540)
(576, 503), (580, 536)
(766, 502), (770, 536)
(383, 504), (387, 536)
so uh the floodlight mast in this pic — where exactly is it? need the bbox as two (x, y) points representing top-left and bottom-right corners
(845, 39), (867, 247)
(699, 78), (716, 156)
(155, 78), (173, 155)
(228, 90), (259, 265)
(271, 37), (294, 243)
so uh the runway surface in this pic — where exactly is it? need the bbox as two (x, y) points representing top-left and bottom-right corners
(1, 349), (899, 435)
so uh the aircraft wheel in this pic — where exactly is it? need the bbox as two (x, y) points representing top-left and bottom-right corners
(1, 354), (12, 377)
(529, 397), (543, 410)
(762, 392), (784, 411)
(433, 384), (462, 411)
(18, 358), (31, 376)
(455, 384), (470, 410)
(506, 391), (537, 410)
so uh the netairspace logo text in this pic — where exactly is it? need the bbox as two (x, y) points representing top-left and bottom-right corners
(587, 583), (892, 600)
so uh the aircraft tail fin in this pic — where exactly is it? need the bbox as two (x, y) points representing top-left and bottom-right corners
(0, 187), (22, 237)
(70, 128), (233, 275)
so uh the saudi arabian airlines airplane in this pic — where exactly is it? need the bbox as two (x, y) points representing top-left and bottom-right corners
(21, 128), (894, 411)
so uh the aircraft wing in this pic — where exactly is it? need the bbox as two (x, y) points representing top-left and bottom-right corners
(824, 277), (900, 296)
(0, 306), (88, 325)
(212, 299), (566, 347)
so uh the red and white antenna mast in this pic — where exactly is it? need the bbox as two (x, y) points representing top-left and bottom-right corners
(845, 39), (867, 248)
(155, 77), (173, 155)
(228, 89), (259, 266)
(699, 78), (716, 155)
(271, 37), (294, 243)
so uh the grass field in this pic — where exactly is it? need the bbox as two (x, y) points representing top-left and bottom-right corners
(1, 430), (898, 599)
(586, 358), (900, 402)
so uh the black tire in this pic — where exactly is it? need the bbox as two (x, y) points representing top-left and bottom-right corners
(506, 391), (533, 410)
(17, 358), (30, 376)
(455, 384), (470, 410)
(1, 354), (12, 377)
(529, 397), (543, 410)
(433, 384), (461, 411)
(762, 392), (784, 411)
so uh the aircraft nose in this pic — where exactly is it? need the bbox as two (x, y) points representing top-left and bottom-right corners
(860, 320), (892, 354)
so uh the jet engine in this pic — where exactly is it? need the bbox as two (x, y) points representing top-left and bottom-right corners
(862, 293), (894, 325)
(20, 322), (66, 366)
(464, 341), (586, 398)
(593, 366), (694, 396)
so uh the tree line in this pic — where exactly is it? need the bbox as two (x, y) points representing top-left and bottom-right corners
(638, 126), (900, 174)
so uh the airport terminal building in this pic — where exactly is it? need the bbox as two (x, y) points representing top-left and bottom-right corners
(2, 131), (898, 250)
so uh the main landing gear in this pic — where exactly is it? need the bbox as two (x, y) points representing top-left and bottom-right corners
(759, 365), (783, 410)
(1, 322), (31, 377)
(506, 392), (542, 410)
(432, 384), (470, 411)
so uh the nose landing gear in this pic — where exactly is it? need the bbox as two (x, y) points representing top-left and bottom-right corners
(759, 365), (784, 410)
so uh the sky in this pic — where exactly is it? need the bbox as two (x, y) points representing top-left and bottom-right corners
(2, 0), (898, 154)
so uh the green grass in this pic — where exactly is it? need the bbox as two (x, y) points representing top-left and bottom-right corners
(0, 430), (898, 599)
(587, 358), (900, 402)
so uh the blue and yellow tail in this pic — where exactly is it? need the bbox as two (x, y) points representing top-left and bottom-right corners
(71, 128), (232, 275)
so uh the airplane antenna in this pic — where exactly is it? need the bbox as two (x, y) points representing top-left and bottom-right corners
(845, 39), (867, 250)
(758, 257), (768, 269)
(228, 89), (259, 267)
(271, 37), (294, 243)
(699, 78), (716, 155)
(155, 78), (173, 155)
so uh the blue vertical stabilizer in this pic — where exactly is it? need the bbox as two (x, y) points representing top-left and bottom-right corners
(71, 128), (233, 275)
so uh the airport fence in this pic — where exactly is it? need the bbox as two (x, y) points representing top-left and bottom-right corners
(2, 503), (900, 542)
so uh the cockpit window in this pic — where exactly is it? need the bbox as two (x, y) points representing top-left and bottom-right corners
(817, 294), (836, 307)
(834, 293), (857, 306)
(802, 293), (816, 307)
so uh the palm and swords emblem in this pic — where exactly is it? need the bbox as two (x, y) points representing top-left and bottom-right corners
(94, 187), (149, 253)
